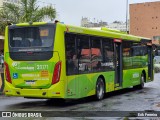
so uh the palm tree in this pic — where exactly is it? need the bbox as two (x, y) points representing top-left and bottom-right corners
(0, 0), (56, 33)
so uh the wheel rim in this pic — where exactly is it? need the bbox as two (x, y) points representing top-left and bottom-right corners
(141, 75), (144, 87)
(96, 79), (104, 100)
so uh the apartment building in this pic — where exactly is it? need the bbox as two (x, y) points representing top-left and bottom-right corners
(130, 1), (160, 44)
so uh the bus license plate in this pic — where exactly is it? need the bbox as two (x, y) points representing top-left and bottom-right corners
(25, 80), (36, 85)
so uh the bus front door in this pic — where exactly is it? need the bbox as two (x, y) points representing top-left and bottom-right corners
(114, 39), (123, 88)
(147, 45), (154, 81)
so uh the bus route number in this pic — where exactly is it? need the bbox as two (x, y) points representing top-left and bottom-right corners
(36, 65), (48, 70)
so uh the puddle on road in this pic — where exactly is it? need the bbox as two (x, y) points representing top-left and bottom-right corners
(144, 98), (154, 101)
(113, 101), (122, 105)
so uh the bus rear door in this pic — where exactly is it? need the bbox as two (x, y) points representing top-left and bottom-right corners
(114, 39), (123, 88)
(147, 44), (154, 81)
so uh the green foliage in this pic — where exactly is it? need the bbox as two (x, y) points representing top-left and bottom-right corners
(154, 64), (160, 73)
(0, 0), (56, 34)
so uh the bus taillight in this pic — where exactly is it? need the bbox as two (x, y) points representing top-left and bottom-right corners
(4, 62), (12, 84)
(52, 61), (62, 84)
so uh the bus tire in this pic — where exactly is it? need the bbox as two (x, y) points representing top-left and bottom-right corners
(134, 73), (145, 89)
(95, 77), (105, 100)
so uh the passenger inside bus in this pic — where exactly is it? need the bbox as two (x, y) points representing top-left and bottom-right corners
(66, 50), (78, 75)
(32, 39), (42, 46)
(12, 40), (21, 47)
(21, 39), (31, 47)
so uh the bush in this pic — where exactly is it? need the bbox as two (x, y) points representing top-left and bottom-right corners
(154, 64), (160, 73)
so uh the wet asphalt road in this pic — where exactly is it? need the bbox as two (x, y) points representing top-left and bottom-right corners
(0, 73), (160, 119)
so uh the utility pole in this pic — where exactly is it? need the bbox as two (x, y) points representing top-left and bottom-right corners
(126, 0), (128, 33)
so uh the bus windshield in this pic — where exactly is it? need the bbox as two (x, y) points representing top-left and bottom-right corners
(9, 25), (55, 48)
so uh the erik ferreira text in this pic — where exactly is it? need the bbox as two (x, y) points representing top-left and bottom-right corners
(138, 112), (158, 117)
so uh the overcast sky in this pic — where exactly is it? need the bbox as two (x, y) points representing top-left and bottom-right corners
(39, 0), (160, 26)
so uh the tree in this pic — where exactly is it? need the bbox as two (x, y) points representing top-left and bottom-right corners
(0, 0), (56, 33)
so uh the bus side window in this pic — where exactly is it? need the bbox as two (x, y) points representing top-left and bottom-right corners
(123, 41), (133, 69)
(102, 38), (114, 71)
(65, 33), (78, 75)
(90, 36), (102, 72)
(77, 35), (91, 73)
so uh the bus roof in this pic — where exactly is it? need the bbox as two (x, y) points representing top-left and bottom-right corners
(59, 23), (150, 42)
(12, 22), (150, 42)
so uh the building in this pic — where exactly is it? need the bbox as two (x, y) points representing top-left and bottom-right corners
(130, 1), (160, 44)
(81, 17), (107, 28)
(107, 21), (129, 32)
(81, 17), (129, 32)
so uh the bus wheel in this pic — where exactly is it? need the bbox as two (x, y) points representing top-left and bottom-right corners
(96, 77), (105, 100)
(139, 73), (145, 89)
(134, 73), (145, 89)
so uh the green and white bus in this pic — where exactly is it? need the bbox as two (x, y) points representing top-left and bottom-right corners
(4, 22), (154, 100)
